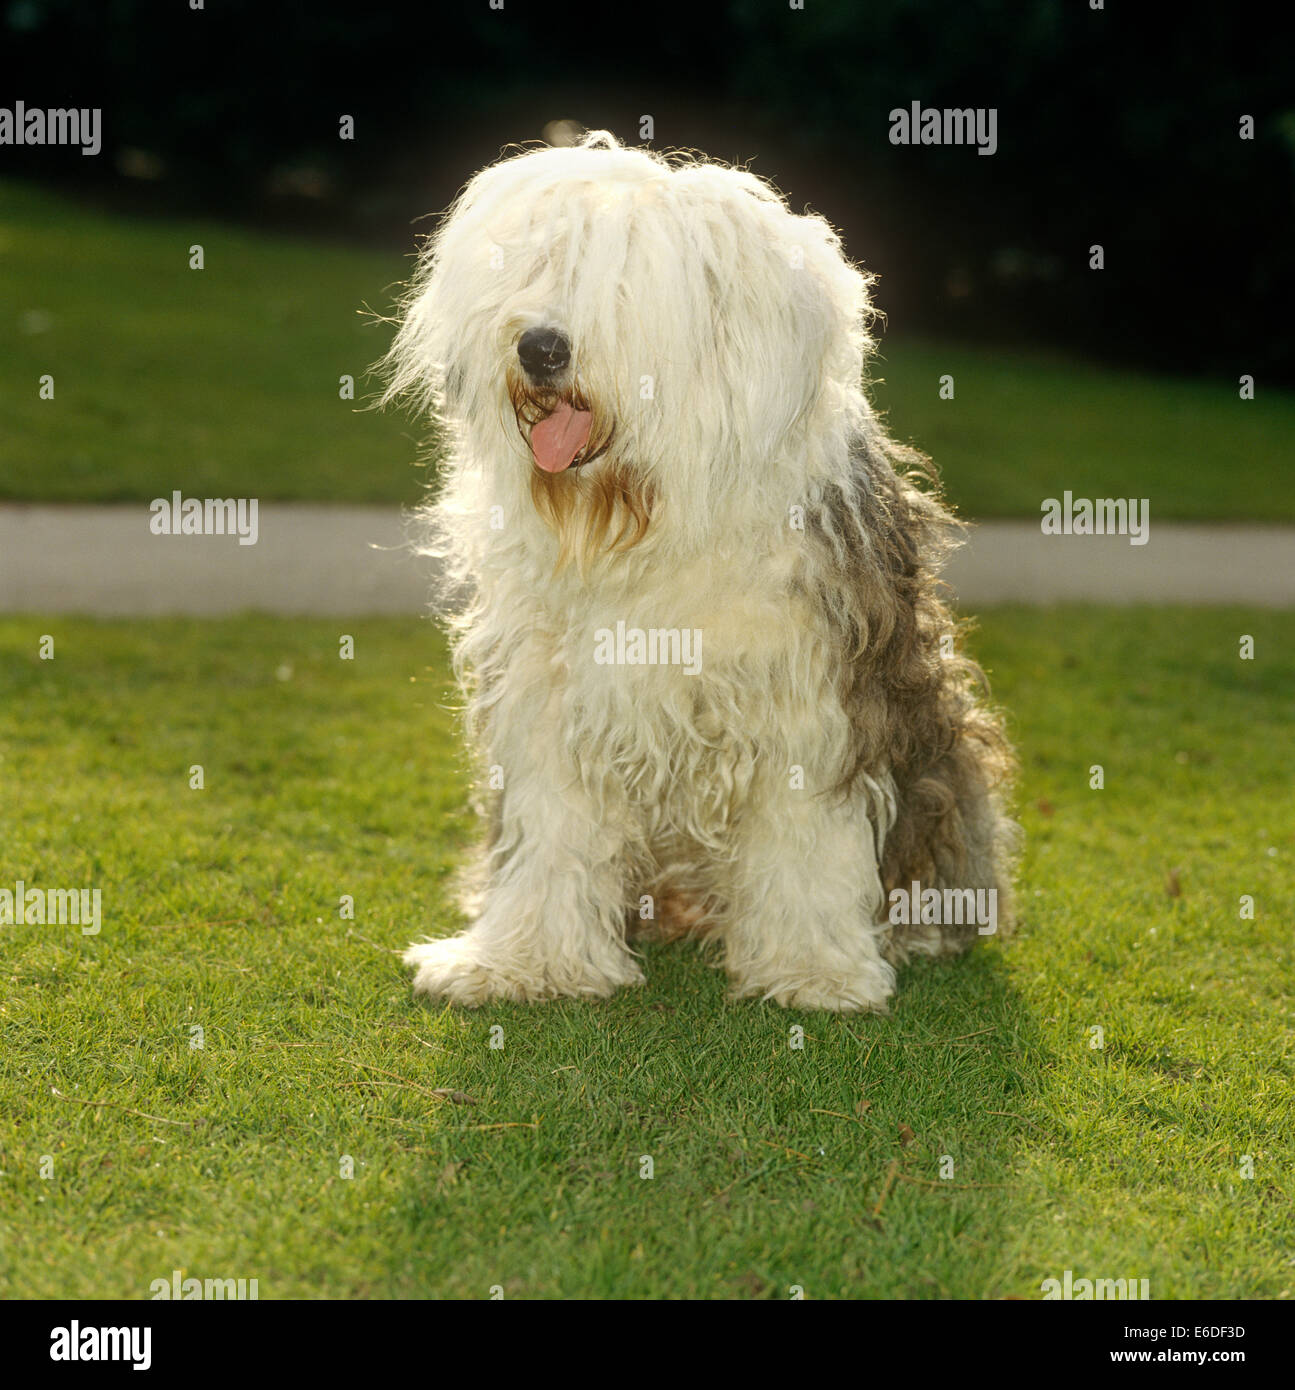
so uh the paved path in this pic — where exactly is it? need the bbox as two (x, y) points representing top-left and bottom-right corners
(1, 504), (1291, 614)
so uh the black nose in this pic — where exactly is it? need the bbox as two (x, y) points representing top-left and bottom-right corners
(517, 327), (570, 377)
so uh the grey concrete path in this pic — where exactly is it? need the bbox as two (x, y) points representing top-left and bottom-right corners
(0, 504), (1291, 614)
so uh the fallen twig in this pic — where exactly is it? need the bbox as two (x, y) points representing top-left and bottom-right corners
(345, 1060), (477, 1104)
(50, 1088), (191, 1129)
(871, 1158), (901, 1218)
(344, 928), (393, 953)
(758, 1137), (814, 1161)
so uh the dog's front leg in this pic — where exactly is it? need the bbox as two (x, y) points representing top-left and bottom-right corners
(721, 786), (895, 1014)
(405, 717), (643, 1006)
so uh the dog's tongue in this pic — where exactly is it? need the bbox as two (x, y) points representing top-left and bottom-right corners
(530, 403), (592, 472)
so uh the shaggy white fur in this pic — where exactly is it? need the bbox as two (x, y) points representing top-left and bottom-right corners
(384, 132), (1014, 1013)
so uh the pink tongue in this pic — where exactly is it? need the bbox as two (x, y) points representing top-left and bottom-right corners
(530, 403), (593, 472)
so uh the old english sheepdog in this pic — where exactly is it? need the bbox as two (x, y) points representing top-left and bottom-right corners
(384, 131), (1017, 1013)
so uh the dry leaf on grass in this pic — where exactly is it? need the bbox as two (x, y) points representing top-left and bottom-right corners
(430, 1088), (478, 1105)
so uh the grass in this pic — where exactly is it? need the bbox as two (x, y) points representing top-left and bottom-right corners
(0, 609), (1291, 1299)
(868, 340), (1295, 522)
(5, 177), (1295, 518)
(0, 180), (416, 504)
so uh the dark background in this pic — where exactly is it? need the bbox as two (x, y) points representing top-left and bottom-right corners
(4, 0), (1292, 379)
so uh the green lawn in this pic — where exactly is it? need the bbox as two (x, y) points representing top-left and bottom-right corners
(4, 177), (1293, 519)
(0, 610), (1290, 1299)
(869, 340), (1295, 522)
(0, 180), (415, 504)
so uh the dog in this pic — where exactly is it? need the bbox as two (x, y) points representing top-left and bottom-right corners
(383, 131), (1017, 1013)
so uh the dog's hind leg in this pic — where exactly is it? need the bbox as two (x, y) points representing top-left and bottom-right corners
(879, 709), (1019, 963)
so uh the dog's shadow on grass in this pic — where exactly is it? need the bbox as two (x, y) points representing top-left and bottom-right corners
(393, 931), (1048, 1298)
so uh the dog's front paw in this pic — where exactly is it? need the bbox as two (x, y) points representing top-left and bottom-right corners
(404, 937), (529, 1005)
(729, 963), (895, 1015)
(403, 936), (642, 1006)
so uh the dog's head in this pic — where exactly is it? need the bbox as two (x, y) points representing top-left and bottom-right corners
(385, 131), (874, 567)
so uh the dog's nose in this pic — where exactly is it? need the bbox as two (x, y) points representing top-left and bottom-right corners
(517, 327), (570, 377)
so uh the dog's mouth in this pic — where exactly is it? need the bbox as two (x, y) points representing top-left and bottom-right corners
(509, 373), (610, 475)
(530, 400), (593, 473)
(511, 372), (651, 562)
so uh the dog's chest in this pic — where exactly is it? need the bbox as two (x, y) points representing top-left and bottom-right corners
(556, 566), (824, 823)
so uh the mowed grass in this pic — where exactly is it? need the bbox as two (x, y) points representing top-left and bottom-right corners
(0, 610), (1291, 1300)
(5, 177), (1295, 518)
(868, 340), (1295, 522)
(0, 180), (416, 503)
